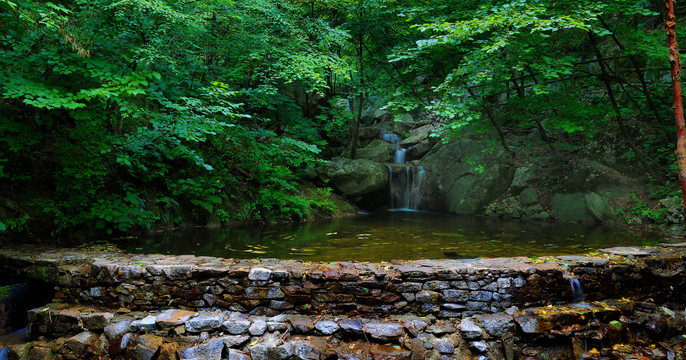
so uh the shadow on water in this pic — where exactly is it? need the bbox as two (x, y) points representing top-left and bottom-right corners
(118, 212), (668, 262)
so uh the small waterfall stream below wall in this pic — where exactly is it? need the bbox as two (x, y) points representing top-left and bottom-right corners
(381, 133), (426, 211)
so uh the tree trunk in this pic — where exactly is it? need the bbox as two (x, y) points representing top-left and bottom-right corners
(665, 0), (686, 209)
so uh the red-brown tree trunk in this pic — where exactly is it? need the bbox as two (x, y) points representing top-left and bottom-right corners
(665, 0), (686, 209)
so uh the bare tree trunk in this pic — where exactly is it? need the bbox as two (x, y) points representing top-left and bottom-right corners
(665, 0), (686, 209)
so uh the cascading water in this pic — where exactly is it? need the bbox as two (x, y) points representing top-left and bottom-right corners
(381, 133), (426, 210)
(570, 278), (584, 303)
(388, 165), (426, 210)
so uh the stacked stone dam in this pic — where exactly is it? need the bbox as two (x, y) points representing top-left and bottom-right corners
(0, 245), (685, 359)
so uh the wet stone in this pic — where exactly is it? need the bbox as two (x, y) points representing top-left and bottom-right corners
(364, 322), (404, 341)
(139, 315), (157, 332)
(132, 334), (164, 360)
(186, 314), (224, 333)
(471, 341), (489, 353)
(290, 318), (315, 333)
(340, 319), (364, 335)
(315, 320), (339, 335)
(82, 312), (113, 330)
(105, 320), (132, 341)
(460, 318), (483, 339)
(248, 268), (272, 281)
(416, 290), (440, 304)
(178, 338), (225, 360)
(434, 338), (455, 354)
(221, 335), (250, 348)
(426, 321), (456, 335)
(405, 319), (428, 337)
(65, 331), (99, 356)
(156, 309), (195, 329)
(267, 321), (288, 332)
(477, 313), (515, 337)
(222, 318), (252, 335)
(249, 320), (267, 336)
(291, 340), (321, 360)
(269, 343), (293, 360)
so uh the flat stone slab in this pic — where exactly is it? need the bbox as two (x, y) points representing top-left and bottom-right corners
(556, 256), (609, 267)
(660, 242), (686, 248)
(600, 247), (659, 257)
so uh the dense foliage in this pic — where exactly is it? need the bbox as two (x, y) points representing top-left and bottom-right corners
(0, 0), (683, 238)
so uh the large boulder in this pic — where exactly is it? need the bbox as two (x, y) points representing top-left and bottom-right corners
(355, 140), (394, 163)
(401, 125), (435, 147)
(550, 192), (617, 222)
(318, 157), (388, 198)
(421, 139), (515, 214)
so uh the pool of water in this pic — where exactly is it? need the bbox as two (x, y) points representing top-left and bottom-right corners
(118, 211), (667, 262)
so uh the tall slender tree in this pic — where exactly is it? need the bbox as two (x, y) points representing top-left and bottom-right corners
(664, 0), (686, 209)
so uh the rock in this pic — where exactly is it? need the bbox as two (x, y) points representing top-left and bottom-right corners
(471, 341), (489, 353)
(556, 256), (609, 267)
(422, 138), (515, 214)
(178, 338), (225, 360)
(392, 113), (416, 133)
(585, 192), (616, 222)
(600, 247), (659, 257)
(227, 350), (250, 360)
(249, 320), (267, 336)
(317, 157), (388, 197)
(518, 188), (538, 207)
(401, 125), (435, 146)
(358, 126), (380, 139)
(364, 322), (404, 341)
(290, 318), (315, 333)
(269, 343), (294, 360)
(105, 320), (132, 341)
(222, 318), (252, 334)
(416, 290), (440, 304)
(459, 318), (483, 339)
(291, 340), (321, 360)
(156, 309), (195, 329)
(477, 314), (514, 337)
(55, 309), (81, 334)
(249, 344), (271, 360)
(426, 321), (456, 335)
(138, 315), (157, 332)
(340, 319), (364, 335)
(158, 343), (179, 360)
(355, 140), (393, 163)
(248, 268), (272, 281)
(434, 338), (455, 354)
(509, 166), (543, 194)
(82, 312), (113, 330)
(221, 335), (250, 348)
(186, 313), (224, 333)
(65, 331), (99, 355)
(551, 193), (594, 221)
(408, 138), (434, 159)
(131, 334), (164, 360)
(315, 320), (339, 335)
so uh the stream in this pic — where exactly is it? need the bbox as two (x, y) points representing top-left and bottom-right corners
(119, 211), (667, 262)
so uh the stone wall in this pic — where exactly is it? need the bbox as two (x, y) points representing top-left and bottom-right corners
(1, 245), (686, 359)
(1, 246), (685, 319)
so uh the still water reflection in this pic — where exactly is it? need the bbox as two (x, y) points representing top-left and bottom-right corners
(119, 211), (665, 262)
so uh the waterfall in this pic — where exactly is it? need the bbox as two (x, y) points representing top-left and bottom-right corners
(388, 165), (426, 210)
(0, 347), (7, 360)
(381, 133), (425, 210)
(570, 278), (584, 303)
(380, 133), (405, 164)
